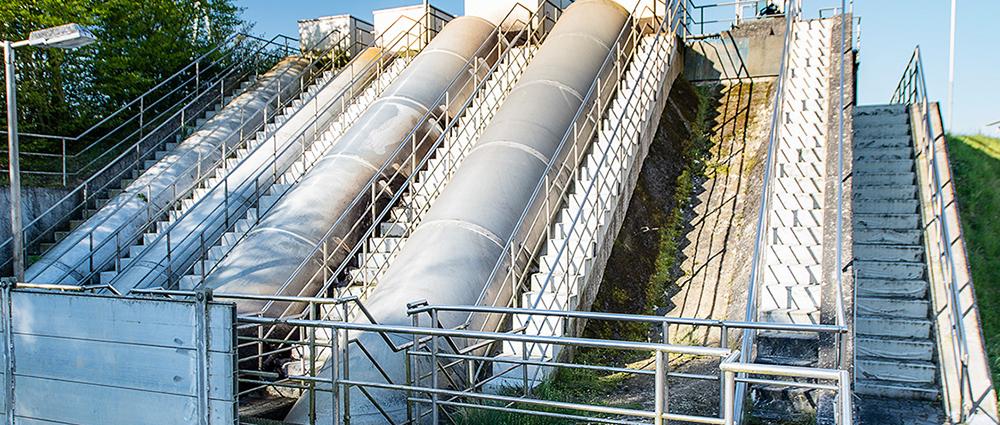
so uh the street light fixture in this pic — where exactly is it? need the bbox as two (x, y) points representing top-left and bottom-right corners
(5, 23), (96, 281)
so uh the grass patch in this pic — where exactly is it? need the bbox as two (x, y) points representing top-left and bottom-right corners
(454, 367), (634, 424)
(946, 134), (1000, 390)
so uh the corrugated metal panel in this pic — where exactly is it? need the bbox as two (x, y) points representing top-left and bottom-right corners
(1, 289), (236, 424)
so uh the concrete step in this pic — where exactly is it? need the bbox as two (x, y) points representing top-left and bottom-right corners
(854, 136), (911, 149)
(768, 244), (822, 265)
(853, 185), (918, 201)
(856, 260), (925, 280)
(854, 213), (919, 230)
(760, 308), (819, 325)
(854, 228), (922, 245)
(857, 296), (929, 319)
(856, 104), (907, 116)
(854, 244), (923, 262)
(761, 284), (821, 311)
(856, 278), (928, 299)
(756, 332), (819, 359)
(856, 316), (931, 339)
(853, 144), (913, 161)
(853, 172), (915, 186)
(750, 385), (817, 423)
(855, 380), (939, 401)
(857, 336), (934, 362)
(854, 199), (919, 215)
(854, 123), (910, 138)
(854, 159), (913, 174)
(857, 357), (937, 385)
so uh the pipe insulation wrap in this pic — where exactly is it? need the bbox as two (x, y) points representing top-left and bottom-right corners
(26, 57), (310, 284)
(203, 17), (499, 317)
(287, 1), (630, 423)
(111, 48), (390, 293)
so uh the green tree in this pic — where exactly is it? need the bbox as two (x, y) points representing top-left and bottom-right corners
(0, 0), (246, 139)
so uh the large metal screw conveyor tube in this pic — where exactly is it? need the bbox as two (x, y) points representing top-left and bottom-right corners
(202, 17), (499, 318)
(107, 47), (390, 293)
(284, 1), (630, 423)
(25, 57), (310, 284)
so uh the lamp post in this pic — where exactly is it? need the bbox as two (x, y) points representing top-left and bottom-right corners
(4, 23), (95, 281)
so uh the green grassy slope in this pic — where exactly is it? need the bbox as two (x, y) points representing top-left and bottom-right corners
(947, 134), (1000, 389)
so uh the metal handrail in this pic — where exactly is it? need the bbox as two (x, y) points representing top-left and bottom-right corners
(735, 0), (799, 419)
(111, 15), (435, 292)
(0, 33), (316, 274)
(21, 27), (357, 283)
(226, 296), (853, 425)
(0, 32), (300, 183)
(891, 45), (974, 423)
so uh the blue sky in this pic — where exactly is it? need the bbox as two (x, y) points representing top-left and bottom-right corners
(238, 1), (999, 136)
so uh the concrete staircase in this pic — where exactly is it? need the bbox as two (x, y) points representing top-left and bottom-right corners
(752, 18), (832, 421)
(36, 77), (259, 256)
(174, 58), (409, 289)
(340, 47), (537, 311)
(489, 34), (673, 388)
(95, 67), (346, 287)
(852, 104), (941, 408)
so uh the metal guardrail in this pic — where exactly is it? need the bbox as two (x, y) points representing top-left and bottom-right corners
(737, 0), (856, 420)
(224, 295), (852, 425)
(18, 27), (359, 283)
(684, 0), (780, 38)
(0, 33), (321, 275)
(0, 32), (298, 185)
(891, 45), (976, 423)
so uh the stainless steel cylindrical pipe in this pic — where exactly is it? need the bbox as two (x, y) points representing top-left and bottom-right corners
(111, 48), (389, 293)
(203, 17), (499, 318)
(286, 1), (630, 423)
(26, 57), (309, 284)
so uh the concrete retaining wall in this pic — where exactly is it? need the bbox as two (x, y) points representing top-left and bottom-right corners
(684, 17), (785, 81)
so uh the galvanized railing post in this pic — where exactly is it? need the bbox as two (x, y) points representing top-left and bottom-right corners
(61, 138), (67, 186)
(331, 323), (342, 424)
(194, 288), (212, 425)
(1, 279), (13, 425)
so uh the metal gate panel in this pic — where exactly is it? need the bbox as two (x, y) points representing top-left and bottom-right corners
(0, 287), (236, 425)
